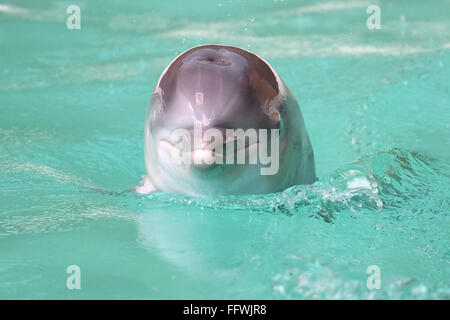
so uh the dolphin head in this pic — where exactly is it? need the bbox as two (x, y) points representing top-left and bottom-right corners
(144, 45), (314, 196)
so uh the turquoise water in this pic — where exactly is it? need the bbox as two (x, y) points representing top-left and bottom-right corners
(1, 0), (449, 299)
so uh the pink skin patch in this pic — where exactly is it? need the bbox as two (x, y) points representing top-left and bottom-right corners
(195, 92), (204, 106)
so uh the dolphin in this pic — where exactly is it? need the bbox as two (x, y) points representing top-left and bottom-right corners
(135, 45), (316, 196)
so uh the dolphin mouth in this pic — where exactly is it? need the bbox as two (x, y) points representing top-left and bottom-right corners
(160, 127), (259, 153)
(159, 136), (259, 168)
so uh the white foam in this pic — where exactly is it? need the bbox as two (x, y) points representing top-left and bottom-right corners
(0, 4), (28, 15)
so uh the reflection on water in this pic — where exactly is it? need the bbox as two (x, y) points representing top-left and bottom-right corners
(132, 149), (450, 299)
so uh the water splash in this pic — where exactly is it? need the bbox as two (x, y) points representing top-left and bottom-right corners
(134, 148), (447, 222)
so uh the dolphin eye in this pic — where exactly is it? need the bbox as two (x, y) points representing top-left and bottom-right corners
(270, 111), (280, 121)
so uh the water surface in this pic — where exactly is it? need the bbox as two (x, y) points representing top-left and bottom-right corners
(0, 0), (449, 299)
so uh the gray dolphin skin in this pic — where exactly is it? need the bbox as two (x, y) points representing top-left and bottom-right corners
(136, 44), (316, 196)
